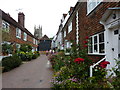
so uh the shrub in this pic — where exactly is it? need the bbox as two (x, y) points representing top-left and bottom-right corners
(111, 60), (120, 88)
(2, 55), (22, 72)
(32, 51), (40, 59)
(25, 52), (33, 61)
(18, 51), (34, 61)
(20, 44), (32, 52)
(32, 54), (38, 59)
(2, 43), (13, 55)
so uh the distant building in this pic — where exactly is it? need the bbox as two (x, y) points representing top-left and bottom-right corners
(38, 35), (51, 51)
(34, 25), (42, 39)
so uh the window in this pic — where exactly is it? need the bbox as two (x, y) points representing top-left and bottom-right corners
(87, 0), (102, 14)
(68, 21), (72, 33)
(2, 20), (10, 32)
(16, 28), (21, 39)
(33, 38), (36, 44)
(16, 44), (21, 51)
(64, 30), (66, 37)
(36, 40), (38, 45)
(23, 32), (27, 41)
(88, 32), (105, 54)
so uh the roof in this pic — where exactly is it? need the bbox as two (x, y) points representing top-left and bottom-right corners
(40, 35), (50, 40)
(1, 9), (38, 40)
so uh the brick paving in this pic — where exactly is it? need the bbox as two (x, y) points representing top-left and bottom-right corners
(2, 55), (53, 88)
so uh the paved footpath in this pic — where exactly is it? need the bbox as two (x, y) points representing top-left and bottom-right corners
(2, 55), (53, 88)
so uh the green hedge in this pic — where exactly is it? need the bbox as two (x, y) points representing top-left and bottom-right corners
(2, 55), (22, 72)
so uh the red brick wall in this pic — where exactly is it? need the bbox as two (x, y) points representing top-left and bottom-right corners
(65, 15), (76, 44)
(9, 24), (38, 49)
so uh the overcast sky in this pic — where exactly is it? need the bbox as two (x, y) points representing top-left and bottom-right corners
(0, 0), (78, 38)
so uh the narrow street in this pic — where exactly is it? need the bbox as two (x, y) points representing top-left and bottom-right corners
(2, 55), (53, 88)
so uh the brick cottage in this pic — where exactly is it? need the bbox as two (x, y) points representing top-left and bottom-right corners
(52, 1), (120, 76)
(1, 9), (39, 53)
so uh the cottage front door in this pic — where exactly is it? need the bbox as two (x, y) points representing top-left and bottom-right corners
(111, 29), (119, 68)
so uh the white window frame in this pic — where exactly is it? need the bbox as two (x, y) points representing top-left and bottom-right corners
(68, 21), (72, 33)
(35, 40), (38, 45)
(2, 20), (10, 32)
(64, 30), (66, 37)
(33, 38), (36, 44)
(16, 28), (21, 39)
(23, 32), (27, 41)
(87, 0), (103, 15)
(88, 31), (105, 55)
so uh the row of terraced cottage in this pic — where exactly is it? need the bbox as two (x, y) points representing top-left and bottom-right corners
(0, 9), (39, 57)
(51, 1), (120, 76)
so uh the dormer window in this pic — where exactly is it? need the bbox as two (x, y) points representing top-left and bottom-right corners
(87, 0), (102, 14)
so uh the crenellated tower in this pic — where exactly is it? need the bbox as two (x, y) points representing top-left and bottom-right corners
(34, 25), (42, 39)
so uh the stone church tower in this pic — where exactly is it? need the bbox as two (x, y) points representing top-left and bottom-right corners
(34, 25), (42, 39)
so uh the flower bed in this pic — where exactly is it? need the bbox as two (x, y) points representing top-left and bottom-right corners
(49, 42), (115, 88)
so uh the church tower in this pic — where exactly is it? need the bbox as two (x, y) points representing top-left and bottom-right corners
(34, 25), (42, 39)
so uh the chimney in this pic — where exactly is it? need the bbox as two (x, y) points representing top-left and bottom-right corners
(18, 12), (25, 27)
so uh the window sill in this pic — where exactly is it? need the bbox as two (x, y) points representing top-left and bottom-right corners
(16, 36), (21, 39)
(23, 39), (27, 41)
(88, 53), (106, 56)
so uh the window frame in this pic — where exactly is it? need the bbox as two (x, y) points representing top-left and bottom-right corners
(87, 0), (102, 15)
(64, 30), (66, 37)
(23, 32), (27, 41)
(2, 20), (10, 32)
(16, 28), (21, 39)
(88, 31), (105, 55)
(68, 21), (72, 33)
(35, 40), (38, 45)
(33, 38), (36, 44)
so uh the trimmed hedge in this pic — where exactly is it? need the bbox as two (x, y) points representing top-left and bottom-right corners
(2, 55), (22, 72)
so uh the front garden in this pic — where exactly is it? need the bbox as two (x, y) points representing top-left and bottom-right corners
(48, 41), (120, 88)
(1, 43), (40, 72)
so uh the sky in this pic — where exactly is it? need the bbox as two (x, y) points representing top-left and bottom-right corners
(0, 0), (78, 38)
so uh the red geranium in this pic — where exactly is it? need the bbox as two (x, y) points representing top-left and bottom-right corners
(74, 58), (84, 64)
(85, 36), (89, 39)
(84, 41), (88, 44)
(84, 45), (88, 47)
(99, 61), (110, 68)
